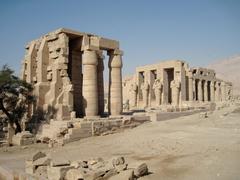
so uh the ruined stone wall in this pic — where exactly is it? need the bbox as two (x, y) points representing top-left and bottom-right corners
(123, 60), (233, 110)
(21, 28), (124, 120)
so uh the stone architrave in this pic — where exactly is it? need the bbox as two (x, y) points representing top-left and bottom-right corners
(129, 83), (138, 108)
(152, 79), (162, 106)
(108, 50), (123, 116)
(82, 49), (99, 117)
(141, 82), (149, 108)
(170, 80), (180, 106)
(210, 81), (215, 102)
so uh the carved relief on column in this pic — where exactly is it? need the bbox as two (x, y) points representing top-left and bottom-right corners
(141, 82), (150, 108)
(82, 49), (99, 117)
(210, 81), (215, 102)
(108, 49), (123, 116)
(204, 81), (208, 102)
(198, 80), (203, 102)
(129, 83), (138, 108)
(152, 79), (162, 106)
(170, 80), (180, 106)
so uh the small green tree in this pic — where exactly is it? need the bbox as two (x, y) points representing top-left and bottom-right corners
(0, 65), (34, 134)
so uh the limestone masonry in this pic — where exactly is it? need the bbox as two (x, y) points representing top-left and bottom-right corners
(123, 60), (233, 109)
(21, 28), (123, 120)
(19, 28), (234, 146)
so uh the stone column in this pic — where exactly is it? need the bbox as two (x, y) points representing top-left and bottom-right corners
(82, 49), (99, 117)
(204, 81), (208, 102)
(193, 79), (196, 101)
(108, 50), (123, 116)
(198, 80), (203, 102)
(97, 51), (105, 116)
(188, 75), (193, 101)
(221, 81), (226, 101)
(215, 82), (220, 101)
(210, 81), (215, 102)
(170, 80), (180, 106)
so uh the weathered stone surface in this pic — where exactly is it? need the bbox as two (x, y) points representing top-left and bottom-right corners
(134, 163), (148, 177)
(122, 60), (233, 110)
(31, 151), (46, 161)
(109, 169), (134, 180)
(47, 166), (74, 180)
(111, 156), (125, 167)
(65, 169), (84, 180)
(12, 131), (35, 146)
(21, 28), (123, 123)
(199, 112), (208, 118)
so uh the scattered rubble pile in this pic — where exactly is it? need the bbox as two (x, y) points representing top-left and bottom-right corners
(24, 151), (149, 180)
(36, 117), (147, 147)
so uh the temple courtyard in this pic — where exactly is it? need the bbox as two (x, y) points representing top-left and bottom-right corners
(1, 104), (240, 180)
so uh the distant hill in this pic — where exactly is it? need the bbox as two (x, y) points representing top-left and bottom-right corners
(208, 55), (240, 95)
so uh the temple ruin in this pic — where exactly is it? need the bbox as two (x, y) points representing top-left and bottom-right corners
(123, 60), (233, 109)
(21, 28), (123, 120)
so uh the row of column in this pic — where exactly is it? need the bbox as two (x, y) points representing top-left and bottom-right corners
(188, 77), (227, 102)
(82, 49), (123, 117)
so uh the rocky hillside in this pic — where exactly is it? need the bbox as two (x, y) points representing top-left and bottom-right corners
(208, 55), (240, 95)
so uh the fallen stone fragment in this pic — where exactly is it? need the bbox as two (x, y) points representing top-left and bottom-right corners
(31, 151), (46, 162)
(112, 157), (125, 167)
(65, 169), (84, 180)
(115, 163), (128, 172)
(109, 169), (134, 180)
(33, 156), (51, 166)
(12, 131), (35, 146)
(103, 168), (118, 179)
(199, 112), (208, 118)
(134, 163), (148, 177)
(50, 154), (71, 167)
(47, 165), (74, 180)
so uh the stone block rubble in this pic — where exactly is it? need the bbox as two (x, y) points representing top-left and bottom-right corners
(36, 116), (147, 146)
(22, 151), (149, 180)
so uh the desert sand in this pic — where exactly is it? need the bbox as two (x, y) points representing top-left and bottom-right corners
(0, 104), (240, 180)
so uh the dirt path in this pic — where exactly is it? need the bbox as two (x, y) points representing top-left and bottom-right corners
(1, 105), (240, 180)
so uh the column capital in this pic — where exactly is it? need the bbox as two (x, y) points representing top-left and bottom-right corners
(82, 49), (98, 65)
(108, 53), (123, 68)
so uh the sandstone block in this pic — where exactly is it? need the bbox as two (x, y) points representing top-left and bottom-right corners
(134, 163), (148, 177)
(109, 169), (134, 180)
(47, 166), (73, 180)
(65, 169), (84, 180)
(31, 151), (46, 162)
(112, 157), (125, 167)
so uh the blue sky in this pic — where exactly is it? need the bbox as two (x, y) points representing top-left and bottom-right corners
(0, 0), (239, 76)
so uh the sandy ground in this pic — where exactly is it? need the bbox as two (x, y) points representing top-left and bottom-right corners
(0, 104), (240, 180)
